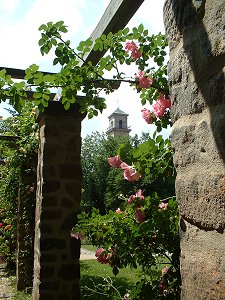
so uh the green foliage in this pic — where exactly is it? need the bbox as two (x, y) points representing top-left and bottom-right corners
(0, 103), (38, 270)
(0, 21), (169, 127)
(76, 133), (180, 299)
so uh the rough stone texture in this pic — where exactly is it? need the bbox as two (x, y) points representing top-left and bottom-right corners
(164, 0), (225, 298)
(32, 102), (85, 300)
(180, 219), (225, 300)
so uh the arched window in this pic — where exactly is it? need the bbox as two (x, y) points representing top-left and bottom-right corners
(119, 120), (122, 128)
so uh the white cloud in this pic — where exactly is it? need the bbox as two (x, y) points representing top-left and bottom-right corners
(0, 0), (20, 14)
(0, 0), (87, 69)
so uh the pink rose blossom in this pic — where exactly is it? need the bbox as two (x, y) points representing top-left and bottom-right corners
(108, 155), (122, 168)
(141, 108), (151, 124)
(120, 162), (141, 182)
(70, 232), (84, 240)
(136, 189), (144, 200)
(159, 202), (168, 210)
(136, 70), (153, 89)
(153, 95), (171, 118)
(159, 280), (168, 296)
(128, 189), (145, 204)
(125, 41), (142, 60)
(116, 208), (122, 214)
(135, 209), (145, 223)
(128, 194), (135, 204)
(161, 266), (170, 276)
(95, 248), (109, 264)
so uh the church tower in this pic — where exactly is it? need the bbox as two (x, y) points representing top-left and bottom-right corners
(106, 107), (131, 137)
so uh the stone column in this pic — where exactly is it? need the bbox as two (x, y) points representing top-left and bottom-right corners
(33, 102), (85, 300)
(164, 1), (225, 299)
(17, 169), (36, 291)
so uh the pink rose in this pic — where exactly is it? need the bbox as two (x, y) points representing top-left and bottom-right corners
(95, 248), (109, 264)
(161, 266), (170, 276)
(128, 189), (145, 204)
(120, 162), (141, 182)
(125, 41), (142, 60)
(135, 209), (145, 223)
(141, 108), (151, 124)
(108, 155), (122, 168)
(153, 95), (171, 118)
(159, 202), (168, 210)
(70, 232), (84, 240)
(136, 70), (153, 89)
(128, 194), (135, 204)
(116, 208), (122, 214)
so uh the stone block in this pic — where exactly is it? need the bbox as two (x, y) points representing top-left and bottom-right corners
(42, 180), (61, 193)
(40, 266), (55, 279)
(42, 209), (63, 220)
(40, 239), (66, 251)
(58, 163), (82, 180)
(180, 221), (225, 299)
(58, 263), (80, 280)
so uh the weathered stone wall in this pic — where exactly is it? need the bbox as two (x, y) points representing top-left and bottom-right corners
(164, 0), (225, 299)
(32, 102), (85, 300)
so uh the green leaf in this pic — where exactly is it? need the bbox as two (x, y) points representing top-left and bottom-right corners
(38, 38), (46, 46)
(59, 25), (68, 33)
(0, 69), (6, 78)
(143, 29), (148, 36)
(64, 101), (70, 110)
(38, 24), (48, 31)
(112, 266), (119, 276)
(123, 27), (129, 35)
(138, 24), (144, 33)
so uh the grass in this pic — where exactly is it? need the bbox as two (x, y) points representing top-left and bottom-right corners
(80, 259), (141, 300)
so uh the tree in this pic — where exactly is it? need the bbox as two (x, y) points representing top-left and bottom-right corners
(81, 132), (131, 213)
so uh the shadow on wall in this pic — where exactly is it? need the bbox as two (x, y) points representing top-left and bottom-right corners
(164, 0), (225, 232)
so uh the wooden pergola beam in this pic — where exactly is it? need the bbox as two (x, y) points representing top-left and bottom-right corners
(84, 0), (145, 65)
(0, 67), (55, 80)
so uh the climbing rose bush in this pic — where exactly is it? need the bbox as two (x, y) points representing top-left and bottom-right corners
(108, 155), (122, 168)
(74, 133), (180, 299)
(108, 156), (141, 182)
(153, 94), (171, 118)
(125, 41), (142, 60)
(136, 69), (154, 89)
(141, 108), (152, 124)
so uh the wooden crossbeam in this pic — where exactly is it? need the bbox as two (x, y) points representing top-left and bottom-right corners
(85, 0), (144, 65)
(0, 67), (55, 80)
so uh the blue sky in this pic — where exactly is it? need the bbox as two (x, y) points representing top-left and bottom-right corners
(0, 0), (169, 138)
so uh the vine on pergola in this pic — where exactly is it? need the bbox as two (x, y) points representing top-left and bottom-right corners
(0, 21), (170, 130)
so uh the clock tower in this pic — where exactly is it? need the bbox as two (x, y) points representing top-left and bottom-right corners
(106, 107), (131, 137)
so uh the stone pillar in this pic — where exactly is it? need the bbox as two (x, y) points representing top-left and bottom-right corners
(17, 169), (36, 291)
(164, 1), (225, 299)
(33, 102), (85, 300)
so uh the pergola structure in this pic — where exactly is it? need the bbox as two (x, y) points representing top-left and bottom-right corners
(0, 1), (145, 299)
